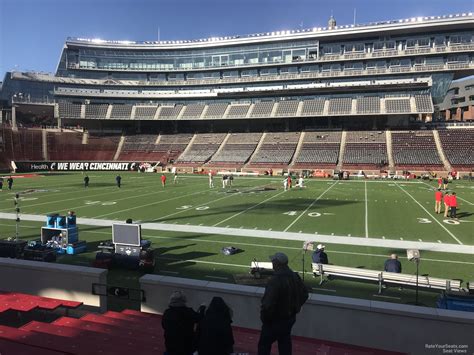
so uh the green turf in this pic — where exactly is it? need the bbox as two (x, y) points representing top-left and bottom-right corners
(0, 172), (473, 309)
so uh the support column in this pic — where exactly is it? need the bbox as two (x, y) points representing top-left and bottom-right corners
(12, 106), (18, 131)
(54, 103), (61, 129)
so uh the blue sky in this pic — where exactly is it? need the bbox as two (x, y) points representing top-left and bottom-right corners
(0, 0), (473, 78)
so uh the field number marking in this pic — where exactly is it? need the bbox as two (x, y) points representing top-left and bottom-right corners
(308, 212), (322, 217)
(283, 211), (298, 216)
(417, 218), (432, 224)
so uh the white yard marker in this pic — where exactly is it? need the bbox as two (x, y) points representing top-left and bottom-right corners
(283, 182), (337, 232)
(396, 183), (463, 245)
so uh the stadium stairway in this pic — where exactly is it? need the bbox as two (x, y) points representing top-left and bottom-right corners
(0, 292), (403, 354)
(336, 130), (347, 170)
(432, 129), (453, 172)
(386, 130), (395, 170)
(113, 134), (126, 161)
(289, 131), (306, 168)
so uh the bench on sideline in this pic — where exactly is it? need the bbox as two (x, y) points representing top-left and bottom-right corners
(312, 263), (462, 293)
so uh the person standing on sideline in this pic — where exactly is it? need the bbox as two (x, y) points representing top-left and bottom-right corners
(443, 177), (449, 190)
(0, 177), (3, 191)
(283, 178), (288, 191)
(287, 175), (292, 189)
(450, 192), (458, 219)
(437, 177), (442, 189)
(115, 175), (122, 188)
(208, 171), (214, 188)
(443, 191), (451, 217)
(384, 254), (402, 273)
(7, 176), (13, 190)
(258, 252), (308, 355)
(161, 174), (167, 188)
(162, 291), (205, 355)
(435, 188), (443, 214)
(312, 244), (328, 264)
(84, 175), (90, 188)
(173, 170), (178, 184)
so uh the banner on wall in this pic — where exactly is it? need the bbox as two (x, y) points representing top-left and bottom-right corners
(13, 161), (153, 172)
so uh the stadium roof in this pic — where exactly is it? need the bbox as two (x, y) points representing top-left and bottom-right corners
(66, 12), (473, 49)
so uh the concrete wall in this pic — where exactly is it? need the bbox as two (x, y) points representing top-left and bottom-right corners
(140, 275), (474, 354)
(0, 258), (107, 311)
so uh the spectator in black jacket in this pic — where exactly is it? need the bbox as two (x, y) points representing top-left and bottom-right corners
(312, 244), (328, 264)
(162, 291), (204, 355)
(197, 296), (234, 355)
(384, 254), (402, 273)
(258, 252), (308, 355)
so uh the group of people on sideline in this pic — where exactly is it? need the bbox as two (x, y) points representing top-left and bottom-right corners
(435, 188), (458, 219)
(162, 252), (308, 355)
(0, 176), (14, 191)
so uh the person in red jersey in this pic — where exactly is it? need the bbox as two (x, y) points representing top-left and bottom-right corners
(161, 174), (167, 188)
(287, 175), (292, 189)
(435, 189), (443, 214)
(437, 177), (442, 189)
(443, 192), (451, 217)
(450, 192), (458, 219)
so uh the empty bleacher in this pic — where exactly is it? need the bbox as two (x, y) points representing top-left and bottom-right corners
(357, 96), (380, 114)
(176, 133), (227, 164)
(343, 131), (388, 168)
(293, 131), (341, 168)
(48, 132), (120, 161)
(300, 99), (325, 116)
(414, 94), (434, 113)
(134, 106), (158, 120)
(250, 101), (275, 118)
(210, 132), (262, 166)
(226, 104), (250, 118)
(328, 97), (353, 115)
(84, 103), (109, 119)
(249, 132), (300, 165)
(437, 129), (474, 169)
(110, 104), (133, 119)
(180, 104), (205, 119)
(58, 101), (82, 119)
(203, 103), (228, 119)
(392, 131), (443, 168)
(385, 98), (411, 113)
(274, 100), (299, 117)
(118, 134), (160, 161)
(0, 128), (43, 164)
(157, 105), (183, 120)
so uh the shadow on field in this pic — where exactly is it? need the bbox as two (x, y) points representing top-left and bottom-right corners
(156, 250), (217, 269)
(141, 198), (358, 223)
(154, 243), (196, 255)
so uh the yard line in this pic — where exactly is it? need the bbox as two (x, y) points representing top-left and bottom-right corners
(213, 189), (288, 227)
(0, 178), (164, 212)
(94, 189), (207, 218)
(283, 182), (337, 232)
(44, 185), (179, 215)
(205, 275), (229, 280)
(365, 180), (369, 238)
(395, 183), (463, 245)
(150, 182), (272, 222)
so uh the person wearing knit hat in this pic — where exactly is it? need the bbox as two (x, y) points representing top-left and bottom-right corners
(162, 291), (204, 355)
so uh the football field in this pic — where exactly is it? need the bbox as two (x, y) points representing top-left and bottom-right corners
(0, 172), (473, 307)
